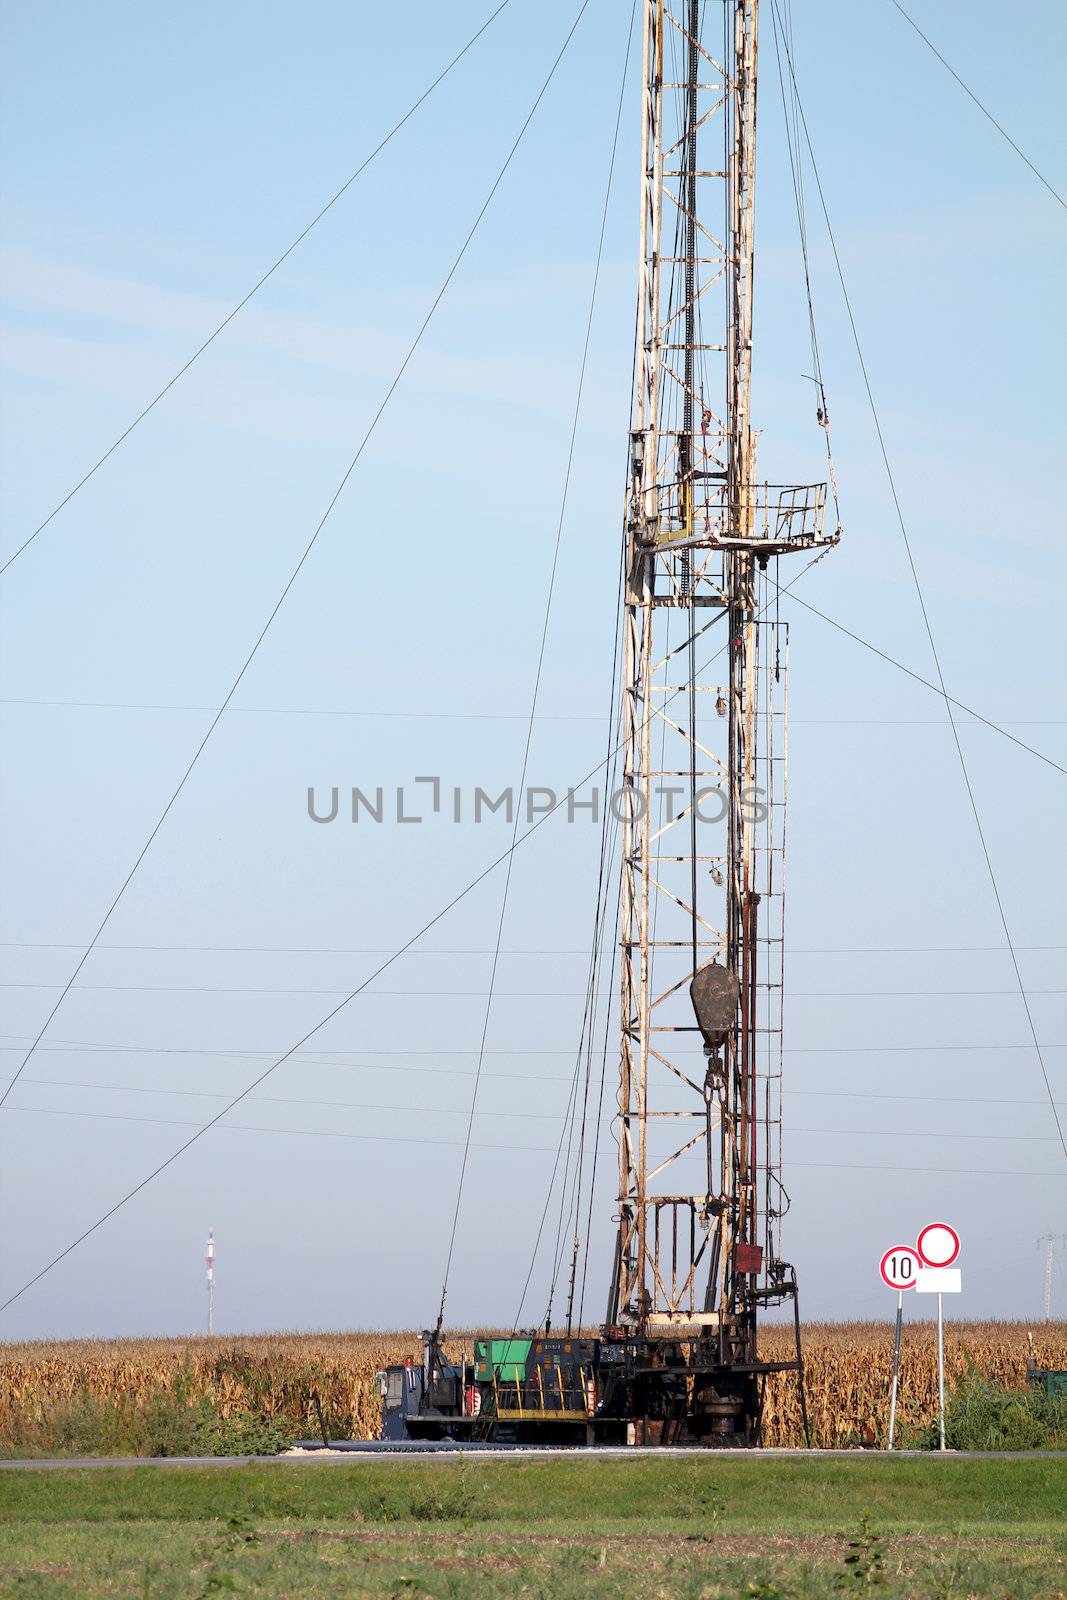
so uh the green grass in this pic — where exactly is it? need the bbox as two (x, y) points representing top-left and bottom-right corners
(0, 1457), (1064, 1598)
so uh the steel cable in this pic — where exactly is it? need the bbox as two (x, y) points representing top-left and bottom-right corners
(770, 0), (1067, 1166)
(887, 0), (1066, 211)
(431, 0), (634, 1337)
(0, 1), (514, 579)
(0, 0), (592, 1125)
(0, 544), (901, 1316)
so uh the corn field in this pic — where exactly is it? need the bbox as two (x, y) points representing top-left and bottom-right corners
(0, 1322), (1063, 1452)
(758, 1321), (1067, 1446)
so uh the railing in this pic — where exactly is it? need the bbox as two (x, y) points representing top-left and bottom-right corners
(647, 481), (836, 552)
(491, 1364), (595, 1421)
(761, 483), (827, 547)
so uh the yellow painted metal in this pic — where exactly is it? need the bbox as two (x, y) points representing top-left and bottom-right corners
(490, 1363), (595, 1423)
(495, 1410), (587, 1422)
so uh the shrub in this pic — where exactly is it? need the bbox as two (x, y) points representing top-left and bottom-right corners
(906, 1370), (1067, 1451)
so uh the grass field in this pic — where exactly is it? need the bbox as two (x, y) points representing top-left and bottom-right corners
(2, 1322), (1064, 1453)
(0, 1456), (1063, 1598)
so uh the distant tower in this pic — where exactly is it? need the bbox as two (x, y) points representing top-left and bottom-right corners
(1037, 1233), (1066, 1321)
(206, 1229), (216, 1335)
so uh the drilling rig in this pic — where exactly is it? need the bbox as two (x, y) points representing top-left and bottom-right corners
(376, 0), (839, 1447)
(604, 0), (838, 1442)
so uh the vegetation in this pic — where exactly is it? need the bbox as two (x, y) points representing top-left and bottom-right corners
(0, 1322), (1063, 1456)
(902, 1368), (1067, 1452)
(0, 1456), (1063, 1598)
(0, 1384), (289, 1460)
(758, 1320), (1067, 1450)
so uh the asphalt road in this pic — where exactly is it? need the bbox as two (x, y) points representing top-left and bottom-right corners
(0, 1447), (1060, 1468)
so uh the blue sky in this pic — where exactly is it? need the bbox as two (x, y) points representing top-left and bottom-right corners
(0, 0), (1064, 1340)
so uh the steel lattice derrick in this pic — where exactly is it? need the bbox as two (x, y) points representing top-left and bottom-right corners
(609, 0), (835, 1349)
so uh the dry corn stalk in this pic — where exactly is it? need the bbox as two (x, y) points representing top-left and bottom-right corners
(0, 1322), (1062, 1449)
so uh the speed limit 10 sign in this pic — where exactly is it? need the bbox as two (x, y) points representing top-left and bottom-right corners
(880, 1245), (919, 1291)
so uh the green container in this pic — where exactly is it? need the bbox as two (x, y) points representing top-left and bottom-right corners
(474, 1337), (531, 1383)
(1034, 1368), (1067, 1397)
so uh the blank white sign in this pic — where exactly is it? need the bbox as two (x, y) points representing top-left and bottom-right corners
(915, 1267), (962, 1294)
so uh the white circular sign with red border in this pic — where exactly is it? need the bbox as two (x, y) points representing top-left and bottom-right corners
(916, 1221), (960, 1269)
(879, 1244), (919, 1291)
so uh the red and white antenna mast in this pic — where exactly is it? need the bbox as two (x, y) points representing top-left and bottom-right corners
(206, 1228), (215, 1336)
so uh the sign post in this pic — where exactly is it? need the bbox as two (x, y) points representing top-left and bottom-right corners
(879, 1245), (918, 1449)
(889, 1293), (903, 1448)
(915, 1223), (962, 1452)
(937, 1291), (945, 1451)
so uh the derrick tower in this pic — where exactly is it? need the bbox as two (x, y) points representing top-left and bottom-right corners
(608, 0), (837, 1432)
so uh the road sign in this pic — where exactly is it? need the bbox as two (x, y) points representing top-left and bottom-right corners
(882, 1222), (962, 1455)
(880, 1244), (919, 1290)
(917, 1221), (960, 1268)
(916, 1267), (962, 1294)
